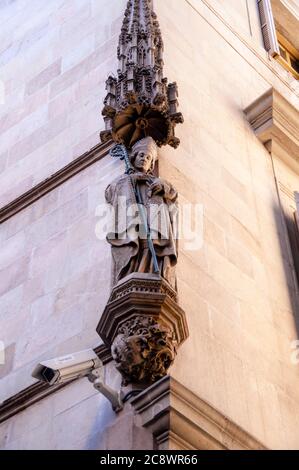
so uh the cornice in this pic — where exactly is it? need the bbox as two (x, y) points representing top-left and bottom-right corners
(131, 376), (267, 450)
(0, 344), (112, 424)
(0, 381), (68, 425)
(244, 87), (299, 170)
(0, 140), (113, 224)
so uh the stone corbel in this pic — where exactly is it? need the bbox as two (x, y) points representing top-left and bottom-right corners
(244, 88), (299, 173)
(97, 273), (188, 387)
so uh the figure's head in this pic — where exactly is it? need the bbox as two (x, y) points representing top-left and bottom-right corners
(130, 137), (158, 173)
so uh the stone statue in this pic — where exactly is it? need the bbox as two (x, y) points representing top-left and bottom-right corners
(97, 1), (188, 388)
(105, 137), (178, 290)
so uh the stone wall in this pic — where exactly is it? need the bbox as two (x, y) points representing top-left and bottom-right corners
(0, 0), (126, 207)
(0, 153), (122, 401)
(157, 0), (299, 449)
(1, 0), (299, 450)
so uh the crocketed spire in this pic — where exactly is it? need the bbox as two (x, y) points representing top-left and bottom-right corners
(100, 0), (183, 149)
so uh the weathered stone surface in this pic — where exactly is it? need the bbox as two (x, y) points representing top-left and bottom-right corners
(112, 315), (176, 385)
(100, 0), (183, 149)
(1, 0), (299, 452)
(0, 343), (15, 379)
(0, 0), (124, 204)
(97, 273), (188, 385)
(25, 60), (62, 96)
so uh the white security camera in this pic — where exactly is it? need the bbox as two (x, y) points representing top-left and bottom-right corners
(32, 349), (123, 412)
(32, 349), (101, 385)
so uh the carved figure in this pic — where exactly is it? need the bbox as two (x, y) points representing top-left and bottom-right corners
(105, 137), (178, 289)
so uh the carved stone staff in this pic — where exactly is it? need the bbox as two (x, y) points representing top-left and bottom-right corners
(110, 143), (159, 274)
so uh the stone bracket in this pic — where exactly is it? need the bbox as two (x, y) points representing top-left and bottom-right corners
(244, 88), (299, 172)
(97, 273), (189, 386)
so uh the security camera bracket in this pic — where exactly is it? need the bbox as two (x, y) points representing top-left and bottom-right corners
(88, 368), (123, 412)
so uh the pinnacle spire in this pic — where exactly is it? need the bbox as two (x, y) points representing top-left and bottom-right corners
(100, 0), (183, 149)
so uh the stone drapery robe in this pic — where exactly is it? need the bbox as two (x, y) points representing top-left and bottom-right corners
(105, 172), (178, 290)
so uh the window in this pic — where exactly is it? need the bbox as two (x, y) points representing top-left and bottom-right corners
(257, 0), (279, 56)
(277, 32), (299, 79)
(258, 0), (299, 79)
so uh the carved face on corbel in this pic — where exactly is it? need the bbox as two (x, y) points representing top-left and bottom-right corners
(111, 316), (177, 386)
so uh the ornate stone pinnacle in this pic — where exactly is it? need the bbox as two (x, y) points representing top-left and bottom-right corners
(100, 0), (183, 149)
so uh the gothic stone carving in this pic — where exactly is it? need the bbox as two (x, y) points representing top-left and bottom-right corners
(97, 0), (188, 387)
(111, 316), (176, 385)
(96, 273), (189, 386)
(98, 138), (188, 387)
(100, 0), (183, 149)
(105, 137), (178, 291)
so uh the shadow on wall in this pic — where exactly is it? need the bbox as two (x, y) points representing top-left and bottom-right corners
(272, 201), (299, 344)
(82, 399), (115, 450)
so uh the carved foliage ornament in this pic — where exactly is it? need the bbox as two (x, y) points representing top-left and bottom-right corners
(100, 0), (183, 149)
(111, 316), (177, 385)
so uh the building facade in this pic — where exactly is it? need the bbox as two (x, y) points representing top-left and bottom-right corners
(1, 0), (299, 450)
